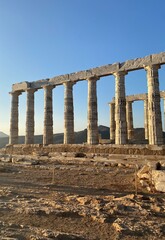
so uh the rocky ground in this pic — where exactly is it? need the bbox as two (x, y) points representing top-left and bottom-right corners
(0, 153), (165, 239)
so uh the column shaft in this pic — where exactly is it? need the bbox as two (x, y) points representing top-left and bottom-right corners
(144, 99), (149, 139)
(110, 102), (115, 141)
(87, 77), (99, 145)
(126, 101), (134, 140)
(145, 65), (163, 145)
(114, 71), (127, 144)
(43, 85), (54, 145)
(9, 92), (21, 144)
(64, 82), (74, 144)
(25, 89), (36, 144)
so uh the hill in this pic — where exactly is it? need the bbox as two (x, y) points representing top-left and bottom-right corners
(0, 132), (8, 138)
(0, 126), (160, 149)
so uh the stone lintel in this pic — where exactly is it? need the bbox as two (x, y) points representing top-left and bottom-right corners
(12, 52), (165, 88)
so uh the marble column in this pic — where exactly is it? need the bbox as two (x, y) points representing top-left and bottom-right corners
(25, 89), (36, 144)
(87, 76), (99, 145)
(126, 101), (134, 140)
(114, 71), (127, 144)
(43, 85), (54, 145)
(145, 64), (163, 145)
(163, 98), (165, 131)
(110, 102), (115, 141)
(64, 81), (74, 144)
(144, 99), (149, 139)
(9, 91), (22, 144)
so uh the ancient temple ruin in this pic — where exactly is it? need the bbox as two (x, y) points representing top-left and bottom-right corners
(9, 52), (165, 146)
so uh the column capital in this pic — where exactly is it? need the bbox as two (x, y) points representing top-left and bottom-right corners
(144, 64), (161, 71)
(87, 75), (100, 81)
(9, 91), (22, 96)
(43, 84), (55, 90)
(26, 88), (38, 93)
(63, 81), (75, 87)
(113, 71), (127, 78)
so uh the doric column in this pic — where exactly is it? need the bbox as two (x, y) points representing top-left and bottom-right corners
(114, 71), (127, 144)
(9, 91), (22, 144)
(87, 76), (99, 145)
(63, 81), (74, 144)
(145, 64), (163, 145)
(109, 102), (115, 141)
(25, 89), (36, 144)
(43, 85), (54, 145)
(144, 99), (149, 139)
(126, 101), (134, 140)
(163, 98), (165, 131)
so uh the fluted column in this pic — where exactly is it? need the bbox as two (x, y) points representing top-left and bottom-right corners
(9, 91), (22, 144)
(64, 82), (74, 144)
(126, 101), (134, 140)
(145, 64), (163, 145)
(43, 85), (54, 145)
(87, 76), (99, 145)
(114, 71), (127, 144)
(110, 102), (115, 141)
(144, 99), (148, 139)
(25, 89), (36, 144)
(163, 98), (165, 131)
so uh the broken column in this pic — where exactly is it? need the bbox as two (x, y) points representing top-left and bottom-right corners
(145, 64), (163, 145)
(144, 98), (149, 139)
(109, 102), (115, 141)
(9, 91), (22, 144)
(64, 81), (74, 144)
(25, 89), (36, 144)
(43, 85), (54, 145)
(114, 71), (127, 144)
(87, 76), (99, 145)
(126, 101), (134, 140)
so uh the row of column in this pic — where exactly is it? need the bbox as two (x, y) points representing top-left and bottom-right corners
(9, 64), (163, 146)
(110, 99), (148, 141)
(110, 64), (163, 145)
(9, 77), (99, 145)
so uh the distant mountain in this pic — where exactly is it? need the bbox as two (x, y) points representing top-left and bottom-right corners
(0, 132), (8, 138)
(0, 126), (163, 149)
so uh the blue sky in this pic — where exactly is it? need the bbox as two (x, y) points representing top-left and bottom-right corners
(0, 0), (165, 135)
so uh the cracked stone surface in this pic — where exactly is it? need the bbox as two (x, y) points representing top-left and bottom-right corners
(0, 155), (165, 239)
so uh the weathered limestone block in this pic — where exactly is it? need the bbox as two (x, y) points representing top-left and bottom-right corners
(145, 64), (163, 145)
(25, 89), (36, 144)
(12, 81), (30, 92)
(9, 91), (22, 144)
(64, 82), (74, 144)
(87, 76), (99, 145)
(30, 79), (49, 89)
(43, 85), (54, 145)
(91, 63), (120, 77)
(152, 170), (165, 192)
(119, 55), (152, 71)
(49, 74), (69, 85)
(114, 71), (127, 144)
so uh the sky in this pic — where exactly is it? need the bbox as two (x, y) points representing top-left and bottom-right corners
(0, 0), (165, 136)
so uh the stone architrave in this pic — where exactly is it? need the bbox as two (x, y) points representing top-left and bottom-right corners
(114, 71), (127, 144)
(87, 76), (99, 145)
(144, 99), (149, 139)
(9, 91), (22, 144)
(126, 101), (134, 140)
(25, 89), (36, 144)
(63, 81), (74, 144)
(145, 65), (163, 145)
(43, 85), (54, 145)
(110, 102), (115, 141)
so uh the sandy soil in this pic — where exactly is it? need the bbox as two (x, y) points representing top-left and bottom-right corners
(0, 155), (165, 240)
